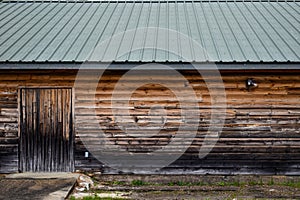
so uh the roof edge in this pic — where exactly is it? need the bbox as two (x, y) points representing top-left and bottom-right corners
(0, 62), (299, 70)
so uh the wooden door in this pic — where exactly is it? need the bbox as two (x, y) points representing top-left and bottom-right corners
(19, 88), (74, 172)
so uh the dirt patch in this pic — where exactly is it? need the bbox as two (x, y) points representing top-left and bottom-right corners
(0, 178), (75, 200)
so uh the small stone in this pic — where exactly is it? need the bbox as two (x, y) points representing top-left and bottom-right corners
(79, 182), (90, 190)
(75, 186), (85, 192)
(77, 174), (94, 191)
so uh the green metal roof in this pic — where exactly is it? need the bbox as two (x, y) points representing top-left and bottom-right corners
(0, 1), (299, 64)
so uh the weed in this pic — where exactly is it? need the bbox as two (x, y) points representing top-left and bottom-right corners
(70, 195), (127, 200)
(167, 182), (175, 186)
(177, 181), (185, 186)
(131, 179), (147, 186)
(166, 181), (193, 186)
(281, 181), (300, 188)
(195, 182), (206, 186)
(268, 177), (274, 186)
(231, 181), (241, 187)
(112, 181), (126, 186)
(248, 180), (263, 186)
(217, 181), (225, 186)
(259, 178), (263, 186)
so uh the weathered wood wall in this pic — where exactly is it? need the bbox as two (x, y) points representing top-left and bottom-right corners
(0, 69), (299, 174)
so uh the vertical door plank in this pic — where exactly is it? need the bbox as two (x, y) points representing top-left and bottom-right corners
(50, 89), (55, 171)
(65, 89), (70, 171)
(31, 89), (35, 171)
(32, 89), (37, 171)
(24, 89), (28, 171)
(61, 89), (65, 171)
(27, 89), (32, 171)
(40, 89), (46, 171)
(57, 89), (62, 171)
(50, 89), (53, 171)
(20, 89), (26, 171)
(53, 89), (58, 171)
(70, 89), (74, 171)
(46, 89), (50, 172)
(36, 89), (41, 172)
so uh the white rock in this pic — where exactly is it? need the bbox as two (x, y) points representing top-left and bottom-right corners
(75, 186), (85, 192)
(79, 182), (90, 190)
(77, 174), (94, 191)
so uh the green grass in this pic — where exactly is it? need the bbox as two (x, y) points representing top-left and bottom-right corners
(87, 177), (300, 189)
(217, 181), (225, 186)
(216, 181), (241, 187)
(268, 177), (275, 186)
(70, 195), (127, 200)
(248, 179), (264, 186)
(281, 181), (300, 188)
(107, 179), (265, 187)
(167, 181), (193, 186)
(112, 180), (126, 186)
(131, 179), (147, 186)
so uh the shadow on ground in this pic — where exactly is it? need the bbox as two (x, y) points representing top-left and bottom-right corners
(0, 173), (78, 200)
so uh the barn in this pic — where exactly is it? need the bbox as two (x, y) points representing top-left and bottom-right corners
(0, 0), (299, 174)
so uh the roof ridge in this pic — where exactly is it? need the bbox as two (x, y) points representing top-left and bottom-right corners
(1, 0), (299, 3)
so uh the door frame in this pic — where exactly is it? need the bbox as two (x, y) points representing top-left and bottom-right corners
(18, 86), (75, 172)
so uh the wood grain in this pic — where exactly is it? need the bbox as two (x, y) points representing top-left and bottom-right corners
(0, 69), (299, 174)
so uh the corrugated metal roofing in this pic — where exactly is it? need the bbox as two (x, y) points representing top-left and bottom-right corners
(0, 1), (299, 63)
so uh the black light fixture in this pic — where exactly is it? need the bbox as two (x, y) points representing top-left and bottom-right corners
(245, 78), (257, 91)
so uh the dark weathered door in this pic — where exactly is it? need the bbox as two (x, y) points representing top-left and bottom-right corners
(20, 88), (74, 172)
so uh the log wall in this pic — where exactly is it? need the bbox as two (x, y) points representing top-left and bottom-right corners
(0, 69), (299, 174)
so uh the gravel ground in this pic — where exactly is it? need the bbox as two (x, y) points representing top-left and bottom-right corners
(0, 178), (76, 200)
